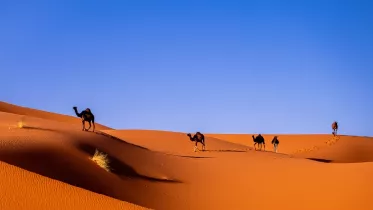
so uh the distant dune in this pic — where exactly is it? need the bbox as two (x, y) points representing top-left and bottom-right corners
(207, 134), (373, 163)
(0, 101), (372, 210)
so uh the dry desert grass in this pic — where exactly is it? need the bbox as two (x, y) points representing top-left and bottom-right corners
(0, 101), (372, 210)
(91, 149), (111, 172)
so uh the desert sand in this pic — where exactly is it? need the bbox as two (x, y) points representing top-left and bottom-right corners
(0, 100), (372, 210)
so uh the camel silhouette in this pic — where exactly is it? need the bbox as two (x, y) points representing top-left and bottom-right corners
(252, 134), (265, 151)
(332, 121), (338, 136)
(73, 106), (95, 132)
(186, 132), (205, 152)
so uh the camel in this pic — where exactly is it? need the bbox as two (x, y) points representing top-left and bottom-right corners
(252, 134), (265, 151)
(73, 106), (95, 132)
(332, 121), (338, 136)
(271, 136), (279, 153)
(186, 132), (205, 152)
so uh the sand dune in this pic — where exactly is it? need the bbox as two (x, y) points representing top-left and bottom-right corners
(0, 101), (111, 130)
(0, 112), (178, 209)
(207, 133), (373, 162)
(101, 129), (251, 155)
(294, 135), (373, 163)
(0, 161), (147, 210)
(206, 134), (333, 154)
(0, 101), (372, 210)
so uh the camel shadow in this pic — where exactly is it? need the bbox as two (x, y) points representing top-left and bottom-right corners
(77, 143), (182, 183)
(306, 158), (333, 163)
(204, 149), (247, 153)
(170, 154), (214, 159)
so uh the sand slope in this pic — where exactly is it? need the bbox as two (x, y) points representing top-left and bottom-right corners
(102, 129), (251, 155)
(0, 101), (111, 130)
(0, 161), (147, 210)
(207, 133), (373, 162)
(206, 134), (333, 154)
(294, 135), (373, 163)
(0, 101), (373, 210)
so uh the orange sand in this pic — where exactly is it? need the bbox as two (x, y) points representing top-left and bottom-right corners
(0, 101), (372, 210)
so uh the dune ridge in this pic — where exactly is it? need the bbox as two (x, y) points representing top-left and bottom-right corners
(0, 101), (111, 130)
(0, 100), (372, 210)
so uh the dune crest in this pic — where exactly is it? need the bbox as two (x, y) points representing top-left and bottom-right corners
(0, 101), (111, 130)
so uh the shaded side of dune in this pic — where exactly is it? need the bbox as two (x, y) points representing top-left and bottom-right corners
(0, 126), (184, 209)
(0, 161), (148, 210)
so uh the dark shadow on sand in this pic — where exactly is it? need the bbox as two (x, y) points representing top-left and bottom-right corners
(94, 131), (149, 151)
(306, 158), (333, 163)
(171, 154), (214, 159)
(204, 149), (247, 153)
(0, 147), (118, 198)
(0, 144), (181, 207)
(77, 143), (182, 183)
(21, 126), (150, 151)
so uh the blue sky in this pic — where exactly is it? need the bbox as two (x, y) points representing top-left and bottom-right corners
(1, 0), (372, 136)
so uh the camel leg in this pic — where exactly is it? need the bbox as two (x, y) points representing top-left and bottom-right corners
(82, 120), (86, 131)
(254, 143), (257, 150)
(91, 118), (95, 132)
(87, 121), (92, 131)
(194, 141), (198, 152)
(202, 142), (205, 151)
(263, 143), (265, 151)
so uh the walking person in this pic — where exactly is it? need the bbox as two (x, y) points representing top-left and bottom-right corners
(271, 136), (279, 153)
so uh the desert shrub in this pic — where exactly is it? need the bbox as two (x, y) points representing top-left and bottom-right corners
(17, 117), (25, 128)
(91, 149), (111, 172)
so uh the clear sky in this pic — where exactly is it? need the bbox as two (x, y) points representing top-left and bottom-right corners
(1, 0), (372, 136)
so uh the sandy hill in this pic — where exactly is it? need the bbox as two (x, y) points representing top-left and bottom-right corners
(294, 135), (373, 163)
(102, 129), (250, 155)
(205, 134), (331, 154)
(0, 101), (372, 210)
(0, 101), (111, 130)
(206, 134), (373, 163)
